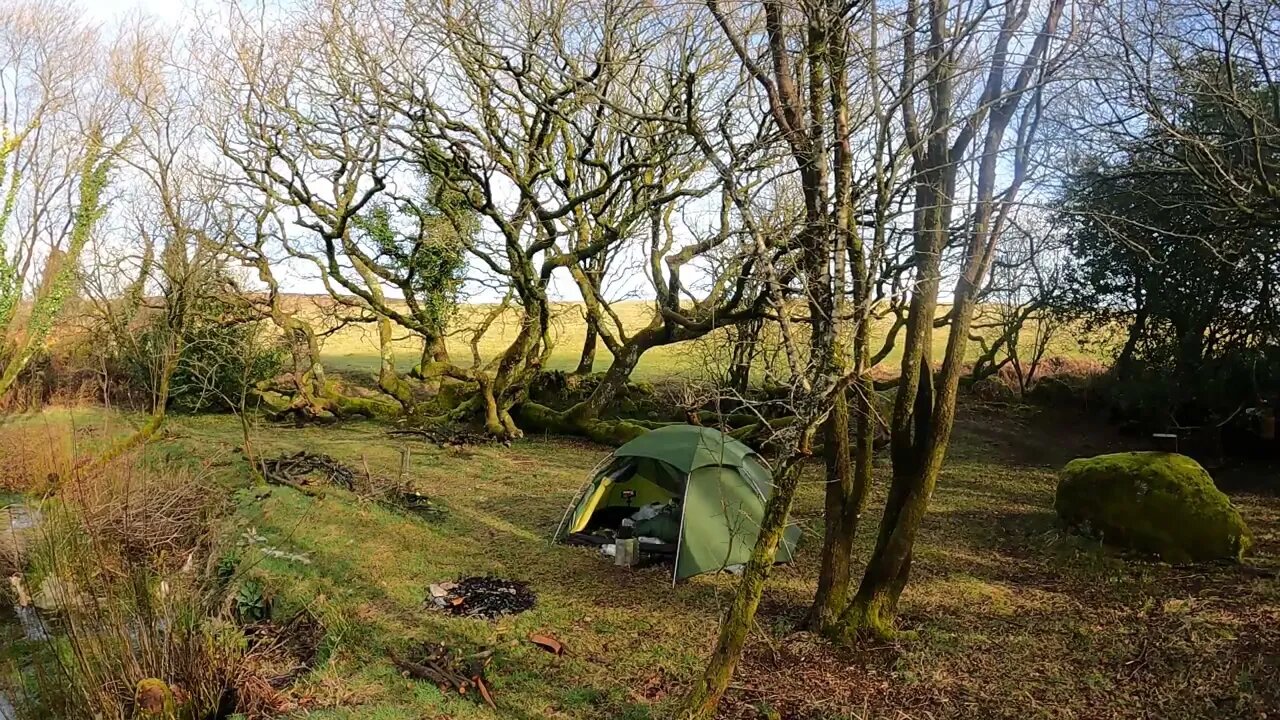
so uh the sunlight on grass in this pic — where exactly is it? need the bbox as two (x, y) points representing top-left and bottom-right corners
(4, 407), (1274, 719)
(294, 297), (1099, 382)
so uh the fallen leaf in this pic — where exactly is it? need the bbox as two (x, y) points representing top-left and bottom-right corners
(529, 632), (565, 656)
(475, 676), (497, 708)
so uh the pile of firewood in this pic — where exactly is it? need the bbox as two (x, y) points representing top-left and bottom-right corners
(390, 634), (568, 710)
(388, 426), (499, 447)
(259, 451), (357, 495)
(389, 643), (496, 708)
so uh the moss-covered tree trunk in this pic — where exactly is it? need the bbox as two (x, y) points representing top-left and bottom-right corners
(681, 462), (802, 719)
(374, 311), (415, 408)
(0, 135), (109, 398)
(838, 192), (948, 640)
(278, 313), (329, 407)
(569, 338), (645, 420)
(807, 318), (877, 633)
(517, 329), (658, 443)
(841, 260), (984, 638)
(727, 317), (762, 393)
(350, 256), (416, 411)
(835, 0), (1066, 635)
(805, 390), (855, 630)
(427, 333), (450, 364)
(94, 341), (180, 466)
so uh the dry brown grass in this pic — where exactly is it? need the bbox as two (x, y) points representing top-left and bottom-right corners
(0, 424), (76, 494)
(10, 444), (236, 719)
(56, 456), (220, 575)
(0, 415), (354, 720)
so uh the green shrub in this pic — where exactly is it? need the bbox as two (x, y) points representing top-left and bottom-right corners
(111, 297), (286, 414)
(168, 314), (286, 413)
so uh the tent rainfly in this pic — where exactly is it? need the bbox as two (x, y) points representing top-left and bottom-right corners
(553, 425), (801, 582)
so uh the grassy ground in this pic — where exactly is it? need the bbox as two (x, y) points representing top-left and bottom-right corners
(313, 300), (692, 380)
(2, 404), (1276, 719)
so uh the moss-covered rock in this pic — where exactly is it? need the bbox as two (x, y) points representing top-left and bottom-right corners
(1055, 452), (1252, 563)
(133, 677), (176, 717)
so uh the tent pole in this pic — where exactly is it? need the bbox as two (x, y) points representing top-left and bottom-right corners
(672, 472), (691, 587)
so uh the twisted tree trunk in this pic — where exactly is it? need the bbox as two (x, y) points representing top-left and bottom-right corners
(574, 320), (598, 376)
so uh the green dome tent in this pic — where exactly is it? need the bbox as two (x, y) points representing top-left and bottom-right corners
(553, 425), (801, 582)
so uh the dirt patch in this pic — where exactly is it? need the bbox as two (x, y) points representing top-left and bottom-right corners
(723, 632), (920, 720)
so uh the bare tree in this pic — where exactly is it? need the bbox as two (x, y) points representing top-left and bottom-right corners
(834, 0), (1076, 642)
(683, 0), (1079, 713)
(384, 0), (767, 439)
(969, 217), (1070, 395)
(86, 20), (236, 460)
(1081, 0), (1279, 226)
(0, 1), (129, 400)
(681, 0), (872, 710)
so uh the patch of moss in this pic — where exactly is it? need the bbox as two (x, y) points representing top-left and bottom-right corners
(254, 390), (294, 416)
(329, 394), (401, 420)
(1055, 451), (1252, 563)
(134, 678), (177, 717)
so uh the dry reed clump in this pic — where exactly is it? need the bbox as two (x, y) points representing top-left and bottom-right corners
(12, 446), (238, 720)
(56, 452), (220, 574)
(4, 433), (313, 720)
(0, 424), (76, 494)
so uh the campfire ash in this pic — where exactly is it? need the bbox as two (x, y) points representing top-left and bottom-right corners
(427, 576), (536, 619)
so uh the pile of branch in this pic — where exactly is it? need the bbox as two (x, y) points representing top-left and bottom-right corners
(259, 451), (357, 496)
(389, 643), (496, 708)
(388, 426), (496, 448)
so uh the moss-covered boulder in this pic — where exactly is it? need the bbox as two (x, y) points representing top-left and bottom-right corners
(133, 678), (177, 718)
(1055, 452), (1252, 563)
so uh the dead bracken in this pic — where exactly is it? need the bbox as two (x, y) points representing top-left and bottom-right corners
(427, 576), (536, 619)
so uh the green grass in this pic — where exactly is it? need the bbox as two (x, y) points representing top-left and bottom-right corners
(315, 300), (696, 381)
(164, 414), (726, 718)
(2, 405), (1275, 719)
(301, 297), (1101, 383)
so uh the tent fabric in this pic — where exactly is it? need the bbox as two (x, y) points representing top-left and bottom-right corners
(565, 458), (681, 534)
(676, 465), (800, 580)
(557, 424), (802, 582)
(613, 425), (756, 474)
(565, 461), (631, 534)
